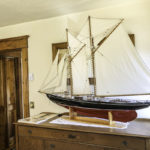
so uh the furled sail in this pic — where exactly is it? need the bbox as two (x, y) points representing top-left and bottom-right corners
(95, 24), (150, 96)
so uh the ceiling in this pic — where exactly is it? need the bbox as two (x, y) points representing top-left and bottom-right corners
(0, 0), (138, 27)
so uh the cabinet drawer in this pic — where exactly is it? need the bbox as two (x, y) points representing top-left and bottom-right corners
(19, 136), (44, 150)
(45, 139), (105, 150)
(18, 126), (145, 150)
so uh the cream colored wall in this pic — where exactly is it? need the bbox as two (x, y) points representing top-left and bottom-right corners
(0, 0), (150, 117)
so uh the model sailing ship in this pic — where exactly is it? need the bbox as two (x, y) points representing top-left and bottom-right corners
(40, 16), (150, 123)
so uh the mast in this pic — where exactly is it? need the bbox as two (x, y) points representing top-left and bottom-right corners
(66, 28), (73, 96)
(88, 16), (96, 96)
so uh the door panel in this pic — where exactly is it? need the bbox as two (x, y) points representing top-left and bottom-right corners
(5, 57), (17, 147)
(0, 57), (6, 150)
(0, 56), (21, 149)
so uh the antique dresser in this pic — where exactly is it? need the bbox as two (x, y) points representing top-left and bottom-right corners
(15, 113), (150, 150)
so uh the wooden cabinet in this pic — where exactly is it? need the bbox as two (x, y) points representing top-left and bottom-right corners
(15, 116), (150, 150)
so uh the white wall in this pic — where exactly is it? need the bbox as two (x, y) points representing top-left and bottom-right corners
(0, 0), (150, 117)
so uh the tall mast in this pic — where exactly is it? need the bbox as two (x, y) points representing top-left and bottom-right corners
(66, 28), (73, 96)
(88, 16), (96, 96)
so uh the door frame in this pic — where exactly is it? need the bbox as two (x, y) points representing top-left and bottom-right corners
(0, 35), (29, 118)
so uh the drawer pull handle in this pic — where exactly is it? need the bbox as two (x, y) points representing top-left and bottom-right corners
(122, 140), (128, 146)
(50, 144), (55, 148)
(28, 130), (32, 134)
(68, 134), (76, 139)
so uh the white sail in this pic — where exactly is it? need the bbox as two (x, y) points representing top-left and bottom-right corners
(90, 17), (120, 48)
(68, 29), (91, 95)
(42, 53), (67, 93)
(95, 24), (150, 96)
(77, 19), (90, 52)
(77, 20), (93, 77)
(71, 46), (91, 95)
(76, 18), (121, 79)
(40, 51), (59, 91)
(68, 31), (84, 57)
(53, 59), (68, 93)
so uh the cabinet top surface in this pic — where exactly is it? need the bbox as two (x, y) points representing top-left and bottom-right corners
(16, 113), (150, 138)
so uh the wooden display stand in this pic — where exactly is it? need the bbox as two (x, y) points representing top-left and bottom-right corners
(62, 107), (116, 127)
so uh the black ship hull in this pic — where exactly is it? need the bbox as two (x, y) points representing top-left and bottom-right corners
(47, 94), (150, 110)
(46, 94), (150, 122)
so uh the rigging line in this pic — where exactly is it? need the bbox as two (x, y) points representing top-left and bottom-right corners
(93, 19), (124, 54)
(96, 51), (147, 92)
(71, 44), (86, 61)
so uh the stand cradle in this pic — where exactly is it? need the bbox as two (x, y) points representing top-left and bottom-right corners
(62, 107), (116, 127)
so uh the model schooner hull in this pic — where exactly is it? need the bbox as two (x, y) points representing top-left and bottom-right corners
(47, 94), (150, 122)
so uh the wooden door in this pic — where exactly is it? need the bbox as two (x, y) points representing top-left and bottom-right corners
(0, 56), (6, 149)
(0, 55), (21, 149)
